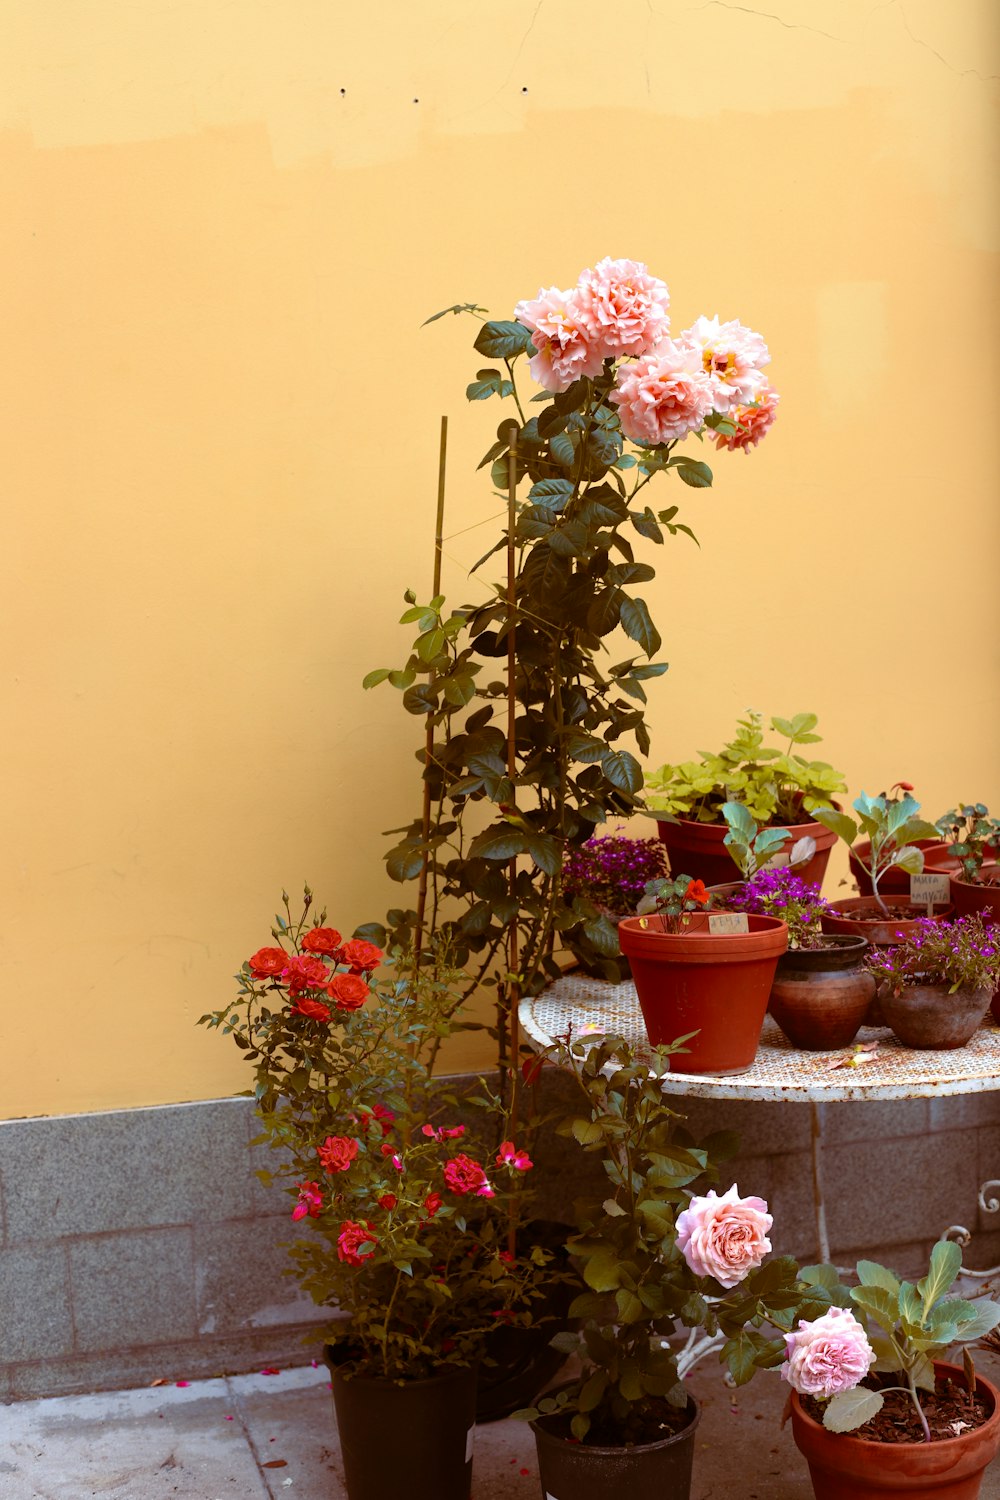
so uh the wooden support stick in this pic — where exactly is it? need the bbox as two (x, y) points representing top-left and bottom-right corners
(413, 416), (448, 972)
(507, 431), (520, 1149)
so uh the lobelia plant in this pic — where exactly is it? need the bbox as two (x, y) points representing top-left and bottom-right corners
(723, 866), (831, 950)
(788, 1244), (1000, 1441)
(645, 711), (846, 827)
(515, 1035), (832, 1445)
(865, 915), (1000, 996)
(198, 890), (553, 1380)
(562, 831), (668, 919)
(814, 791), (941, 917)
(361, 257), (780, 1052)
(936, 804), (1000, 885)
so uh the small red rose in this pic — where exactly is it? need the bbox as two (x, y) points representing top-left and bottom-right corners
(301, 926), (343, 956)
(292, 1181), (323, 1221)
(282, 954), (330, 992)
(328, 973), (369, 1012)
(339, 939), (383, 973)
(317, 1136), (359, 1174)
(248, 947), (287, 978)
(422, 1191), (444, 1220)
(378, 1193), (398, 1210)
(443, 1154), (492, 1197)
(337, 1220), (378, 1266)
(290, 995), (331, 1023)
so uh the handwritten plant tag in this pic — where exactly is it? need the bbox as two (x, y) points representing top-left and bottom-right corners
(708, 912), (749, 935)
(910, 873), (950, 910)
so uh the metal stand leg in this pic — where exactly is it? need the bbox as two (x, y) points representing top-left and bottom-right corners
(940, 1180), (1000, 1289)
(811, 1101), (831, 1265)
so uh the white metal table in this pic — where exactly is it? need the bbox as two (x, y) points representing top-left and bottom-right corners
(520, 973), (1000, 1268)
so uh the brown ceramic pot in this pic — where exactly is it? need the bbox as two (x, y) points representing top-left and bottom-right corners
(768, 937), (875, 1050)
(878, 981), (992, 1050)
(820, 898), (953, 947)
(789, 1361), (1000, 1499)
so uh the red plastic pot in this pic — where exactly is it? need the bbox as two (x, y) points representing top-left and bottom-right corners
(656, 808), (838, 891)
(618, 912), (787, 1075)
(850, 840), (959, 898)
(949, 864), (1000, 922)
(789, 1361), (1000, 1499)
(820, 898), (953, 948)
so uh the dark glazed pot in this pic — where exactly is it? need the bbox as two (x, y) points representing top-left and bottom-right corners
(789, 1362), (1000, 1499)
(768, 937), (875, 1050)
(878, 981), (992, 1050)
(532, 1394), (700, 1500)
(330, 1362), (477, 1500)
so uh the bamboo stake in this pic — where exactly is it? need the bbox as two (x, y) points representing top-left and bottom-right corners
(506, 431), (520, 1174)
(413, 416), (448, 973)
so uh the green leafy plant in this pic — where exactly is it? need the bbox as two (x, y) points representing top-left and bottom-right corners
(796, 1245), (1000, 1441)
(514, 1035), (831, 1445)
(814, 792), (940, 916)
(636, 873), (714, 931)
(645, 711), (845, 827)
(362, 260), (780, 1056)
(198, 890), (554, 1379)
(936, 804), (1000, 885)
(719, 799), (815, 879)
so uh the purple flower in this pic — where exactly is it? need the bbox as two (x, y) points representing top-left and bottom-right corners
(564, 832), (668, 916)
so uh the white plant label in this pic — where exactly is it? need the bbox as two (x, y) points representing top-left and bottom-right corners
(465, 1426), (474, 1463)
(708, 912), (750, 935)
(909, 873), (950, 908)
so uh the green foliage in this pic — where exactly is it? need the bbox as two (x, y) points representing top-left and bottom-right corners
(198, 890), (557, 1381)
(646, 711), (845, 827)
(719, 801), (794, 879)
(813, 791), (940, 915)
(636, 873), (714, 931)
(936, 804), (1000, 885)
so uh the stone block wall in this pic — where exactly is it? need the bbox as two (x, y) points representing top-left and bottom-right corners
(1, 1083), (997, 1399)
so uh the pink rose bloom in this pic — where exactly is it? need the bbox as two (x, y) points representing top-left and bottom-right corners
(291, 1180), (322, 1221)
(577, 257), (670, 358)
(337, 1220), (378, 1266)
(442, 1154), (492, 1197)
(678, 314), (770, 409)
(514, 284), (605, 393)
(781, 1307), (876, 1399)
(675, 1184), (772, 1288)
(609, 342), (718, 445)
(714, 386), (780, 454)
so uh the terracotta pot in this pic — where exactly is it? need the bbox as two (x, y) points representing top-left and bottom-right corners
(655, 805), (838, 891)
(821, 898), (953, 948)
(706, 880), (746, 903)
(769, 937), (875, 1050)
(330, 1362), (477, 1500)
(532, 1393), (700, 1499)
(878, 981), (993, 1050)
(789, 1361), (1000, 1499)
(618, 912), (787, 1075)
(850, 840), (959, 898)
(949, 864), (1000, 922)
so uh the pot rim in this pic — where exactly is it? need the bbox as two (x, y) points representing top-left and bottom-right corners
(531, 1390), (700, 1457)
(949, 863), (1000, 891)
(327, 1354), (477, 1390)
(789, 1361), (1000, 1455)
(653, 796), (842, 837)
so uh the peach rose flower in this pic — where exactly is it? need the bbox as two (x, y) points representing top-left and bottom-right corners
(678, 314), (770, 410)
(781, 1307), (876, 1399)
(609, 342), (718, 445)
(713, 385), (780, 454)
(513, 284), (605, 393)
(577, 257), (670, 358)
(675, 1183), (772, 1288)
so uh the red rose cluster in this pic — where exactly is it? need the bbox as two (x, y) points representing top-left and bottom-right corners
(246, 927), (384, 1024)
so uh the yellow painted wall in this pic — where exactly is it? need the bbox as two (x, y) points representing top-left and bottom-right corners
(2, 2), (997, 1119)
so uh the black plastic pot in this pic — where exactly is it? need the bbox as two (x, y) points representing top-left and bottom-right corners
(531, 1395), (700, 1499)
(330, 1360), (477, 1500)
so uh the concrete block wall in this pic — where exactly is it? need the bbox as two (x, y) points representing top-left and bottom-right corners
(1, 1083), (997, 1400)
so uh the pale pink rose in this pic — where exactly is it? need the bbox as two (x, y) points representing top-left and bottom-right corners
(678, 314), (770, 410)
(609, 341), (718, 445)
(714, 386), (780, 454)
(577, 257), (670, 358)
(675, 1183), (772, 1288)
(781, 1307), (876, 1399)
(514, 284), (605, 393)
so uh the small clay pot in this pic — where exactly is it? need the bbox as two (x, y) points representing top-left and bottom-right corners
(769, 937), (875, 1050)
(878, 981), (992, 1050)
(949, 863), (1000, 922)
(821, 898), (953, 948)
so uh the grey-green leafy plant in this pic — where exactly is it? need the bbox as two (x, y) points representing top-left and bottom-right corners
(936, 804), (1000, 885)
(801, 1244), (1000, 1442)
(720, 799), (815, 879)
(513, 1036), (830, 1445)
(814, 792), (940, 916)
(646, 711), (845, 827)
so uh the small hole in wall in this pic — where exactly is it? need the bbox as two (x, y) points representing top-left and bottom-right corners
(413, 97), (419, 103)
(339, 88), (346, 97)
(521, 87), (528, 93)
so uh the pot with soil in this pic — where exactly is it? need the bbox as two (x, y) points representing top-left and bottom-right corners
(820, 898), (953, 948)
(618, 911), (788, 1074)
(657, 806), (838, 891)
(876, 981), (993, 1050)
(768, 936), (875, 1050)
(849, 839), (959, 898)
(789, 1361), (1000, 1500)
(532, 1392), (700, 1500)
(950, 862), (1000, 923)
